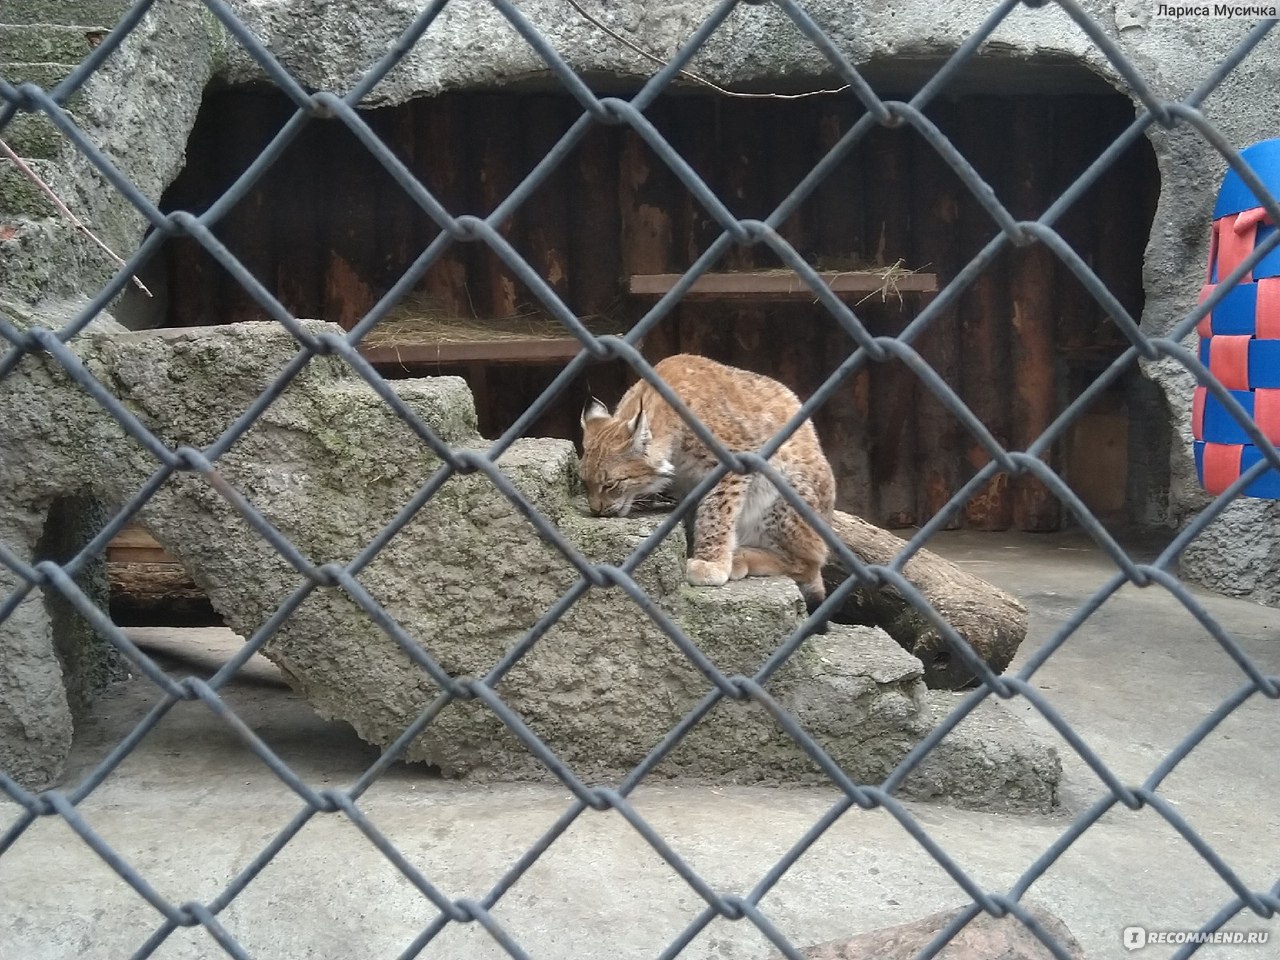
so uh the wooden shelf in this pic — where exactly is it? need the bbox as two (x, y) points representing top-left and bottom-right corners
(108, 524), (176, 565)
(358, 338), (596, 367)
(629, 270), (938, 300)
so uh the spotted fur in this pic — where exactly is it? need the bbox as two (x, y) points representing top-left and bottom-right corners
(579, 354), (836, 617)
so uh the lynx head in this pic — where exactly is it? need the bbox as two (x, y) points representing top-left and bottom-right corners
(579, 397), (674, 516)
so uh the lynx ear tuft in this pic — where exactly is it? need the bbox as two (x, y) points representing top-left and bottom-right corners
(627, 409), (652, 453)
(581, 397), (610, 427)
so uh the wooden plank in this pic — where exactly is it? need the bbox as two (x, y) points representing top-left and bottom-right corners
(1050, 96), (1106, 357)
(358, 338), (592, 366)
(273, 117), (325, 322)
(909, 100), (963, 528)
(323, 105), (382, 329)
(863, 124), (918, 528)
(720, 97), (772, 367)
(217, 91), (289, 325)
(416, 94), (475, 321)
(668, 95), (725, 361)
(1093, 95), (1152, 350)
(369, 102), (419, 298)
(569, 122), (622, 318)
(629, 270), (936, 298)
(473, 93), (521, 319)
(108, 547), (175, 565)
(108, 525), (176, 565)
(522, 96), (573, 309)
(1008, 97), (1062, 532)
(812, 98), (866, 263)
(954, 96), (1014, 531)
(767, 98), (817, 258)
(620, 101), (679, 360)
(163, 94), (221, 327)
(109, 525), (163, 549)
(811, 97), (873, 517)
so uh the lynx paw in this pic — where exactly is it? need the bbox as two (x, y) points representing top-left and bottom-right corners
(686, 558), (731, 586)
(729, 552), (750, 580)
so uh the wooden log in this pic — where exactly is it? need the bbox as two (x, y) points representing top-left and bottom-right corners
(416, 94), (475, 319)
(620, 99), (679, 360)
(812, 97), (873, 518)
(909, 101), (963, 528)
(823, 509), (1029, 690)
(109, 562), (206, 605)
(953, 96), (1013, 530)
(863, 124), (917, 528)
(107, 562), (220, 626)
(1007, 98), (1062, 532)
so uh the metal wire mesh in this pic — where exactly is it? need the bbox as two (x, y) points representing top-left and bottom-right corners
(2, 1), (1280, 957)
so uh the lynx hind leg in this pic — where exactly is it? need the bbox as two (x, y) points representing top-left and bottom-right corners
(732, 546), (793, 579)
(764, 503), (831, 629)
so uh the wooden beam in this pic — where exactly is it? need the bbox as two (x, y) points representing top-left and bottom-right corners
(628, 270), (937, 300)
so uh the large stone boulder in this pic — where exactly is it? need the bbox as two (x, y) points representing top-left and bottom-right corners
(0, 317), (1059, 810)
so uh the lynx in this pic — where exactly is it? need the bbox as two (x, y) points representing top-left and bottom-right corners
(579, 353), (836, 616)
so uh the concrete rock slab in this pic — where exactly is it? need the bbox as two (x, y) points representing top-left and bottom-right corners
(0, 318), (1058, 811)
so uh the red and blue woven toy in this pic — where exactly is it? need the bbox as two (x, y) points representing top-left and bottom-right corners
(1193, 138), (1280, 498)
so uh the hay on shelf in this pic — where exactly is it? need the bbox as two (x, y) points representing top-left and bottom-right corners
(362, 294), (628, 347)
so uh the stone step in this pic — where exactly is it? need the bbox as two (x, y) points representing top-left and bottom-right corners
(913, 689), (1062, 814)
(0, 61), (79, 91)
(0, 0), (133, 28)
(0, 24), (101, 64)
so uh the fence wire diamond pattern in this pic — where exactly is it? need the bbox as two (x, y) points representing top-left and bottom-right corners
(3, 0), (1280, 957)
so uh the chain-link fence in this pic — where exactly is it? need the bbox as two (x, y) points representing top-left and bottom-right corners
(3, 0), (1280, 957)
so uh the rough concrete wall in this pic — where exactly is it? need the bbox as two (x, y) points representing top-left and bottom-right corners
(0, 0), (221, 309)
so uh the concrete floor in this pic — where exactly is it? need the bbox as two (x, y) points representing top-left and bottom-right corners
(2, 532), (1278, 960)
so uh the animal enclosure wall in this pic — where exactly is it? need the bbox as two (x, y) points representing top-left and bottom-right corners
(156, 85), (1159, 531)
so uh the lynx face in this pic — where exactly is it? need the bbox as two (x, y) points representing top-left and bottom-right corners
(579, 399), (674, 516)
